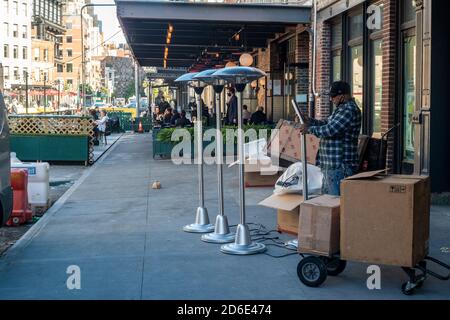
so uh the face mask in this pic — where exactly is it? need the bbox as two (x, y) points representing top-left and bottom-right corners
(227, 93), (232, 97)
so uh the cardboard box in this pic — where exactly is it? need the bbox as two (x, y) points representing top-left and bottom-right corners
(259, 194), (304, 235)
(244, 158), (284, 187)
(341, 170), (430, 267)
(266, 120), (320, 165)
(298, 195), (341, 257)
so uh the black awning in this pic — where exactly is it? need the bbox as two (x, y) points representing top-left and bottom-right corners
(115, 1), (310, 70)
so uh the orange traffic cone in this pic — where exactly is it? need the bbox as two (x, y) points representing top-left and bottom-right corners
(138, 120), (144, 133)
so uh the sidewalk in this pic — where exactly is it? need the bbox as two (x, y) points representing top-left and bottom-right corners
(0, 132), (448, 300)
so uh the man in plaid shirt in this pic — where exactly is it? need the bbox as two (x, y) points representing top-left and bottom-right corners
(300, 81), (361, 196)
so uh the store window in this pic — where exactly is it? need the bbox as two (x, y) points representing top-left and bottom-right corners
(371, 39), (383, 134)
(331, 20), (342, 83)
(402, 35), (416, 165)
(400, 0), (417, 171)
(348, 11), (364, 112)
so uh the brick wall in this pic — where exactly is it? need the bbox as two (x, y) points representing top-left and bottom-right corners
(311, 20), (332, 120)
(296, 30), (310, 115)
(381, 0), (397, 170)
(312, 0), (398, 169)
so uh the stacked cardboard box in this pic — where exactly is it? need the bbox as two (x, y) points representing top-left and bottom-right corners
(340, 171), (430, 267)
(259, 193), (304, 235)
(298, 195), (341, 256)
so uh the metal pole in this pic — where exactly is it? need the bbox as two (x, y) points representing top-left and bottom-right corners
(291, 99), (309, 200)
(57, 80), (60, 112)
(196, 92), (204, 208)
(215, 93), (224, 216)
(237, 90), (245, 225)
(134, 61), (140, 117)
(44, 76), (46, 113)
(25, 72), (29, 114)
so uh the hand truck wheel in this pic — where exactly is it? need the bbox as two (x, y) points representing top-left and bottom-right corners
(320, 257), (347, 276)
(401, 282), (416, 296)
(297, 256), (328, 288)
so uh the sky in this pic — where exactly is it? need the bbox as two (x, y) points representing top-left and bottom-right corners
(91, 0), (126, 45)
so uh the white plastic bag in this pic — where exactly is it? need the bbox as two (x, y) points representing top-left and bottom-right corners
(274, 162), (323, 195)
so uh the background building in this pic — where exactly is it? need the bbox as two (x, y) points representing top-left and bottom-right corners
(1, 0), (33, 104)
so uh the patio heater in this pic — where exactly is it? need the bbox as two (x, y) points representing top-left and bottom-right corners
(212, 67), (267, 255)
(193, 69), (235, 244)
(175, 72), (214, 233)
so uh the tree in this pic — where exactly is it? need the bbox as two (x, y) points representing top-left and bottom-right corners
(124, 82), (135, 100)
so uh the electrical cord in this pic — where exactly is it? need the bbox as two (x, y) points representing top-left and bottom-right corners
(263, 244), (299, 258)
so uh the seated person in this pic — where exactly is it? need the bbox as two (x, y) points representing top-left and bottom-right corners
(163, 108), (173, 124)
(175, 110), (192, 128)
(250, 106), (267, 125)
(243, 105), (251, 125)
(170, 109), (181, 125)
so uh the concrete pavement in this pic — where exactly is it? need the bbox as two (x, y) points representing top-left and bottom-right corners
(0, 132), (448, 300)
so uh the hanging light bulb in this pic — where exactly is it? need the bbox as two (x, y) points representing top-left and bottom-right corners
(239, 53), (253, 67)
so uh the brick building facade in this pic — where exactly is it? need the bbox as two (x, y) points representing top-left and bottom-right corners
(312, 0), (450, 194)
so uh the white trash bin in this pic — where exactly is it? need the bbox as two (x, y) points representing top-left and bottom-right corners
(11, 162), (50, 208)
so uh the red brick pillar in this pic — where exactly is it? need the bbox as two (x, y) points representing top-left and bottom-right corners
(381, 0), (397, 170)
(311, 20), (331, 120)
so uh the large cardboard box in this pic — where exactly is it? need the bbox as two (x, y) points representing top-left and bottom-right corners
(298, 195), (341, 256)
(341, 170), (430, 267)
(259, 194), (304, 235)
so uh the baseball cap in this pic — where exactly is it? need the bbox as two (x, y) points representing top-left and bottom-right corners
(329, 81), (351, 98)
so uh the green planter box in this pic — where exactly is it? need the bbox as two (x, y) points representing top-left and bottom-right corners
(11, 135), (89, 163)
(152, 140), (237, 159)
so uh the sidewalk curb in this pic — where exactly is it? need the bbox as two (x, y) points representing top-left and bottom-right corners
(0, 134), (125, 264)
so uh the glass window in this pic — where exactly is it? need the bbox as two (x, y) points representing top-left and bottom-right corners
(66, 36), (72, 43)
(371, 39), (383, 134)
(332, 54), (342, 82)
(2, 0), (8, 14)
(21, 2), (26, 16)
(4, 66), (9, 80)
(3, 23), (8, 37)
(22, 25), (27, 38)
(13, 67), (19, 80)
(67, 49), (72, 57)
(349, 13), (363, 40)
(34, 47), (39, 61)
(57, 64), (63, 73)
(402, 0), (416, 24)
(350, 45), (364, 110)
(66, 63), (73, 73)
(66, 22), (72, 29)
(67, 79), (73, 85)
(43, 49), (48, 61)
(402, 35), (416, 164)
(22, 46), (27, 59)
(12, 0), (17, 14)
(13, 24), (18, 37)
(331, 21), (342, 48)
(3, 44), (9, 58)
(13, 45), (18, 59)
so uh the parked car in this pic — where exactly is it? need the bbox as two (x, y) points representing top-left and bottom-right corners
(0, 92), (13, 225)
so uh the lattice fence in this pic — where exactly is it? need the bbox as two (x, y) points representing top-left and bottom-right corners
(8, 115), (96, 164)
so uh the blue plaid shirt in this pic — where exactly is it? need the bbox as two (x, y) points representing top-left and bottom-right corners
(308, 99), (361, 169)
